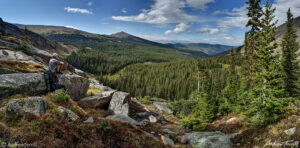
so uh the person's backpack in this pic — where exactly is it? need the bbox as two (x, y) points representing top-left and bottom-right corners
(44, 71), (58, 92)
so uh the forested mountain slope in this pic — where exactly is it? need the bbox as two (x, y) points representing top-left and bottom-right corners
(172, 43), (233, 56)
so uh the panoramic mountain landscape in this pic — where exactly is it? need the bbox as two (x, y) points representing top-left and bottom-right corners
(0, 0), (299, 147)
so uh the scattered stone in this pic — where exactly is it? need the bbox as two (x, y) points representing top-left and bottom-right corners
(57, 74), (89, 101)
(140, 119), (150, 126)
(78, 91), (115, 109)
(58, 106), (79, 122)
(153, 102), (173, 114)
(284, 127), (296, 136)
(106, 114), (139, 128)
(75, 68), (88, 78)
(143, 131), (159, 142)
(226, 117), (241, 124)
(137, 112), (150, 118)
(179, 135), (188, 144)
(162, 129), (177, 138)
(6, 97), (48, 118)
(185, 131), (232, 148)
(161, 121), (168, 125)
(108, 91), (131, 116)
(161, 135), (175, 147)
(297, 119), (300, 124)
(84, 117), (94, 124)
(149, 115), (158, 123)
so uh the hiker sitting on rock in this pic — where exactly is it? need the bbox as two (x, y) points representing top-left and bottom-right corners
(44, 53), (66, 92)
(49, 53), (64, 74)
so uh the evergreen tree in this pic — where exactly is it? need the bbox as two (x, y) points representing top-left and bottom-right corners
(247, 1), (287, 127)
(226, 48), (238, 102)
(243, 0), (263, 89)
(281, 8), (300, 98)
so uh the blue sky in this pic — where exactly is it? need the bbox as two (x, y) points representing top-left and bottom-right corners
(0, 0), (299, 46)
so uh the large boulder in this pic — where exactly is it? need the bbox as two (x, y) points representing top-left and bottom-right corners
(106, 114), (139, 128)
(108, 91), (131, 116)
(57, 106), (79, 122)
(153, 102), (173, 114)
(89, 79), (113, 91)
(78, 91), (115, 109)
(0, 73), (47, 98)
(161, 135), (175, 147)
(0, 73), (89, 100)
(6, 97), (48, 118)
(185, 132), (232, 148)
(57, 74), (89, 101)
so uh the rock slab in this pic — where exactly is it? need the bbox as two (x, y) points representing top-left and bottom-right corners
(0, 73), (89, 100)
(161, 135), (175, 147)
(106, 114), (139, 128)
(108, 91), (131, 116)
(185, 131), (232, 148)
(153, 102), (173, 114)
(78, 91), (115, 109)
(58, 106), (79, 122)
(6, 97), (48, 118)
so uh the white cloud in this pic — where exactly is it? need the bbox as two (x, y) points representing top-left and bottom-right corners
(122, 8), (127, 13)
(112, 0), (196, 24)
(174, 23), (191, 34)
(186, 0), (215, 10)
(215, 0), (300, 30)
(64, 6), (93, 14)
(197, 27), (220, 35)
(165, 23), (192, 35)
(65, 25), (79, 30)
(88, 2), (92, 6)
(165, 30), (173, 35)
(273, 0), (300, 25)
(216, 5), (248, 29)
(137, 34), (242, 45)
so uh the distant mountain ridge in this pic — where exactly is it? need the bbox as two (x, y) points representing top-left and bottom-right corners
(171, 43), (233, 56)
(17, 24), (234, 57)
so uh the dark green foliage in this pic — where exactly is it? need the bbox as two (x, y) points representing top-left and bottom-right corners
(169, 99), (197, 118)
(103, 55), (241, 100)
(281, 8), (300, 98)
(245, 1), (288, 127)
(49, 33), (198, 75)
(15, 27), (33, 56)
(96, 121), (113, 132)
(243, 0), (263, 89)
(51, 90), (71, 103)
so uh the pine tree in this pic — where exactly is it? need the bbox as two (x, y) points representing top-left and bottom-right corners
(281, 8), (300, 98)
(243, 0), (263, 89)
(247, 1), (287, 127)
(226, 48), (238, 102)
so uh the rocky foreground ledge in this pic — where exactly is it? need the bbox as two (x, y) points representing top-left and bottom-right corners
(0, 73), (89, 100)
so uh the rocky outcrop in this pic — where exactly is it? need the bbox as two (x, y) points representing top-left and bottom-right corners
(106, 114), (139, 128)
(162, 129), (177, 139)
(6, 97), (48, 118)
(161, 135), (175, 147)
(89, 79), (113, 91)
(84, 117), (94, 124)
(153, 102), (173, 114)
(57, 106), (79, 122)
(108, 91), (131, 116)
(185, 132), (232, 148)
(78, 91), (115, 109)
(0, 49), (36, 62)
(57, 74), (89, 101)
(0, 73), (47, 98)
(75, 69), (88, 78)
(0, 73), (89, 100)
(0, 68), (18, 74)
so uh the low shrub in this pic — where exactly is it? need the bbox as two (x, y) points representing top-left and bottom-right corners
(179, 117), (207, 131)
(96, 121), (113, 132)
(51, 90), (70, 103)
